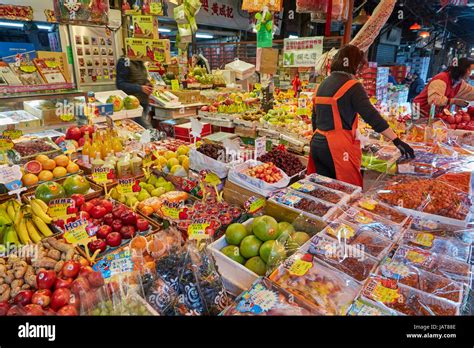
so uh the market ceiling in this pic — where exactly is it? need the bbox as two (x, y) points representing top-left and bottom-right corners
(358, 0), (474, 44)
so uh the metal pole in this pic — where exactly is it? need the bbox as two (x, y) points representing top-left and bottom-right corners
(344, 0), (355, 44)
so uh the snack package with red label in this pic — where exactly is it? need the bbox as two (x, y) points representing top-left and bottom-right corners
(268, 252), (361, 315)
(361, 276), (460, 316)
(401, 230), (471, 263)
(220, 278), (320, 316)
(392, 245), (472, 286)
(376, 259), (465, 304)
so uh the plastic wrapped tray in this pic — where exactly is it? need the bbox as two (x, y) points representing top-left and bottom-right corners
(220, 277), (320, 316)
(409, 217), (474, 245)
(289, 179), (349, 205)
(401, 230), (472, 263)
(353, 198), (410, 226)
(268, 252), (361, 315)
(361, 276), (460, 316)
(348, 297), (398, 316)
(306, 173), (362, 196)
(376, 259), (465, 304)
(392, 245), (473, 286)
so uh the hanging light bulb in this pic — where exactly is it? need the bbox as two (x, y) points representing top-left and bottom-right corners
(353, 9), (370, 25)
(419, 31), (430, 38)
(410, 22), (421, 31)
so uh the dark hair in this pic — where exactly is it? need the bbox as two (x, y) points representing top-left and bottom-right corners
(330, 45), (366, 75)
(448, 57), (474, 81)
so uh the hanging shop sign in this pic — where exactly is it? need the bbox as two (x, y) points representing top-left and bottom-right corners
(0, 4), (33, 21)
(283, 36), (324, 67)
(54, 0), (109, 25)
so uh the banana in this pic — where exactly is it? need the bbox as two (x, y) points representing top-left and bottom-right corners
(3, 225), (20, 246)
(13, 207), (24, 228)
(6, 201), (16, 221)
(31, 201), (52, 224)
(33, 199), (49, 213)
(26, 219), (42, 244)
(16, 219), (31, 245)
(32, 215), (53, 237)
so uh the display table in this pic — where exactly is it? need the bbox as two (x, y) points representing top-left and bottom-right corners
(151, 102), (204, 120)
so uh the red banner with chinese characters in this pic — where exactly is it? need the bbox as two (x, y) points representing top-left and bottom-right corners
(0, 4), (33, 21)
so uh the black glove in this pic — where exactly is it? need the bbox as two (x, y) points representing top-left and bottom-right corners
(393, 138), (415, 159)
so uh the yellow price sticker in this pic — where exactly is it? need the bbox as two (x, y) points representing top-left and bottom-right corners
(358, 199), (378, 211)
(171, 79), (179, 91)
(406, 250), (428, 264)
(63, 218), (91, 246)
(92, 167), (111, 185)
(161, 205), (181, 220)
(290, 182), (302, 190)
(48, 198), (74, 218)
(188, 223), (210, 240)
(248, 197), (266, 214)
(371, 282), (401, 304)
(288, 258), (312, 276)
(414, 232), (434, 248)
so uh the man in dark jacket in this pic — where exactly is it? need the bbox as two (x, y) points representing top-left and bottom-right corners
(408, 72), (425, 102)
(116, 57), (153, 128)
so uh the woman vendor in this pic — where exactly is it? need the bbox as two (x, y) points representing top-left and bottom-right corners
(413, 58), (474, 118)
(307, 45), (415, 187)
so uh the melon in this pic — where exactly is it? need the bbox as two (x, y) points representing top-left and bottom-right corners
(35, 181), (66, 203)
(123, 95), (140, 110)
(106, 95), (124, 112)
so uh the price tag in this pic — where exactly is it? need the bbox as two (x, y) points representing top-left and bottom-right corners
(58, 140), (76, 154)
(93, 250), (133, 279)
(288, 258), (312, 276)
(2, 129), (22, 140)
(414, 232), (434, 247)
(63, 218), (91, 245)
(371, 281), (401, 304)
(406, 250), (428, 264)
(358, 199), (378, 211)
(48, 198), (74, 218)
(171, 79), (179, 91)
(254, 136), (267, 159)
(188, 222), (210, 240)
(161, 205), (181, 219)
(0, 136), (14, 151)
(290, 182), (302, 190)
(0, 165), (23, 191)
(245, 196), (266, 214)
(117, 178), (139, 195)
(92, 167), (112, 184)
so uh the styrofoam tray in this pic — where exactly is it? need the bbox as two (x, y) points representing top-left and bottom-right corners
(93, 89), (143, 120)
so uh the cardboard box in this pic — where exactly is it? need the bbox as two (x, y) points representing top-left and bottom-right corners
(174, 121), (212, 142)
(152, 39), (171, 64)
(131, 15), (158, 39)
(125, 38), (148, 60)
(223, 180), (265, 208)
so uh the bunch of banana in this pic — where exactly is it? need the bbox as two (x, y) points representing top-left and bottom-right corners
(22, 199), (54, 244)
(0, 200), (20, 247)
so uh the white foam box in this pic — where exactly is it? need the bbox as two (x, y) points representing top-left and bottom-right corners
(94, 89), (143, 119)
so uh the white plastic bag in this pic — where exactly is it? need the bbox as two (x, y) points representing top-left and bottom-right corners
(189, 148), (230, 179)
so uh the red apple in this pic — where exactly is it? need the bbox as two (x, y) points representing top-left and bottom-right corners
(55, 136), (65, 146)
(71, 194), (85, 208)
(57, 305), (78, 316)
(66, 126), (82, 141)
(36, 270), (57, 290)
(86, 271), (105, 288)
(101, 200), (113, 213)
(88, 198), (102, 206)
(106, 231), (122, 247)
(51, 288), (71, 311)
(120, 225), (136, 239)
(111, 219), (123, 232)
(62, 260), (81, 278)
(44, 308), (56, 316)
(31, 289), (51, 308)
(112, 207), (126, 219)
(81, 202), (94, 213)
(7, 305), (25, 316)
(0, 301), (10, 316)
(96, 225), (112, 239)
(136, 218), (150, 232)
(54, 277), (73, 290)
(70, 277), (90, 296)
(24, 304), (44, 316)
(103, 213), (114, 226)
(462, 113), (471, 123)
(79, 211), (90, 220)
(90, 206), (107, 219)
(13, 289), (33, 306)
(87, 239), (107, 253)
(79, 265), (94, 277)
(455, 115), (463, 124)
(68, 292), (80, 309)
(446, 115), (456, 124)
(121, 211), (137, 226)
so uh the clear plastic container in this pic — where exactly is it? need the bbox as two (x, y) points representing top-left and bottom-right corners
(376, 259), (465, 304)
(306, 173), (361, 195)
(348, 297), (398, 316)
(409, 217), (474, 245)
(289, 179), (347, 205)
(353, 198), (409, 225)
(220, 278), (320, 316)
(268, 252), (361, 315)
(269, 190), (336, 220)
(361, 276), (460, 316)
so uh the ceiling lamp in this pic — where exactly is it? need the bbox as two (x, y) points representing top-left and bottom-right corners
(353, 9), (370, 25)
(419, 31), (430, 38)
(410, 22), (421, 30)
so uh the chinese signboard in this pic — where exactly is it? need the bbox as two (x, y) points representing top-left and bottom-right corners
(283, 37), (324, 67)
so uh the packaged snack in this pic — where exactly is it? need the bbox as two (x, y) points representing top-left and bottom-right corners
(270, 190), (335, 219)
(220, 278), (320, 316)
(393, 245), (472, 285)
(306, 173), (361, 195)
(269, 252), (361, 315)
(348, 298), (398, 316)
(361, 276), (460, 315)
(289, 179), (347, 205)
(308, 236), (378, 282)
(354, 198), (409, 225)
(409, 217), (474, 245)
(402, 230), (471, 263)
(377, 259), (464, 304)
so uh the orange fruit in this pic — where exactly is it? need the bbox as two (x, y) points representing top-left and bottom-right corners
(66, 162), (79, 173)
(38, 170), (54, 182)
(147, 238), (165, 256)
(42, 159), (56, 170)
(35, 154), (49, 165)
(130, 235), (147, 251)
(53, 166), (67, 178)
(54, 155), (69, 167)
(22, 173), (38, 187)
(139, 205), (154, 216)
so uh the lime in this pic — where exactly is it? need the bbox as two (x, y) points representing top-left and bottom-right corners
(221, 245), (245, 264)
(240, 235), (263, 259)
(259, 240), (286, 264)
(245, 256), (266, 276)
(225, 223), (248, 246)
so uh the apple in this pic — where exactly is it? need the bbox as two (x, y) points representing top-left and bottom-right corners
(51, 288), (71, 311)
(81, 202), (94, 213)
(120, 225), (136, 239)
(136, 218), (150, 232)
(112, 207), (126, 219)
(462, 113), (471, 123)
(86, 271), (104, 288)
(44, 308), (56, 316)
(455, 115), (463, 124)
(31, 289), (51, 308)
(36, 270), (56, 290)
(106, 232), (122, 247)
(87, 239), (107, 253)
(7, 305), (25, 316)
(24, 304), (44, 316)
(54, 277), (73, 290)
(79, 265), (94, 277)
(121, 211), (137, 226)
(112, 219), (123, 232)
(90, 206), (107, 219)
(97, 225), (112, 239)
(80, 124), (94, 136)
(66, 126), (82, 141)
(62, 260), (81, 278)
(103, 213), (114, 226)
(101, 200), (113, 213)
(70, 277), (90, 296)
(80, 211), (90, 220)
(0, 301), (10, 316)
(57, 305), (78, 316)
(71, 194), (85, 208)
(14, 290), (33, 306)
(68, 292), (80, 309)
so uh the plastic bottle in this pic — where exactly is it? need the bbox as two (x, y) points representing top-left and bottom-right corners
(91, 152), (105, 171)
(130, 151), (143, 176)
(89, 132), (99, 160)
(112, 129), (123, 156)
(117, 154), (132, 179)
(82, 132), (91, 165)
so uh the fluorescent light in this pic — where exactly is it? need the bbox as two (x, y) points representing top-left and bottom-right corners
(158, 28), (171, 33)
(37, 24), (53, 31)
(289, 35), (298, 39)
(0, 21), (24, 28)
(196, 33), (213, 39)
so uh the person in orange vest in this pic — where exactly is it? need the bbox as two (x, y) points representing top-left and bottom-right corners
(307, 45), (415, 188)
(413, 58), (474, 118)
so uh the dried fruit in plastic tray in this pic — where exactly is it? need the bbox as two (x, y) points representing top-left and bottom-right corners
(409, 217), (474, 244)
(348, 298), (397, 316)
(271, 190), (333, 218)
(322, 221), (357, 241)
(290, 180), (345, 204)
(361, 276), (459, 315)
(377, 259), (464, 304)
(220, 278), (320, 316)
(393, 245), (472, 285)
(437, 172), (472, 194)
(308, 236), (378, 282)
(354, 198), (408, 224)
(306, 173), (360, 195)
(341, 207), (402, 240)
(402, 230), (471, 263)
(268, 253), (360, 315)
(397, 150), (465, 176)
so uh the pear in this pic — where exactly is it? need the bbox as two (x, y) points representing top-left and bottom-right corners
(144, 183), (155, 193)
(137, 189), (151, 202)
(151, 187), (166, 197)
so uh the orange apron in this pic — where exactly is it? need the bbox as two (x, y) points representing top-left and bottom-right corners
(307, 79), (363, 188)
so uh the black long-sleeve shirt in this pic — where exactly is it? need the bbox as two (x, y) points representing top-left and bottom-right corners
(116, 57), (151, 107)
(312, 71), (389, 134)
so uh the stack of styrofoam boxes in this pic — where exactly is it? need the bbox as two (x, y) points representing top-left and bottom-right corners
(376, 67), (389, 104)
(359, 62), (378, 98)
(390, 65), (409, 84)
(410, 57), (430, 83)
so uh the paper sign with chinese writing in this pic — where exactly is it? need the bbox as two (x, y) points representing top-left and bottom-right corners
(63, 218), (90, 245)
(283, 37), (323, 67)
(117, 178), (139, 195)
(92, 167), (112, 185)
(48, 198), (74, 218)
(188, 222), (211, 240)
